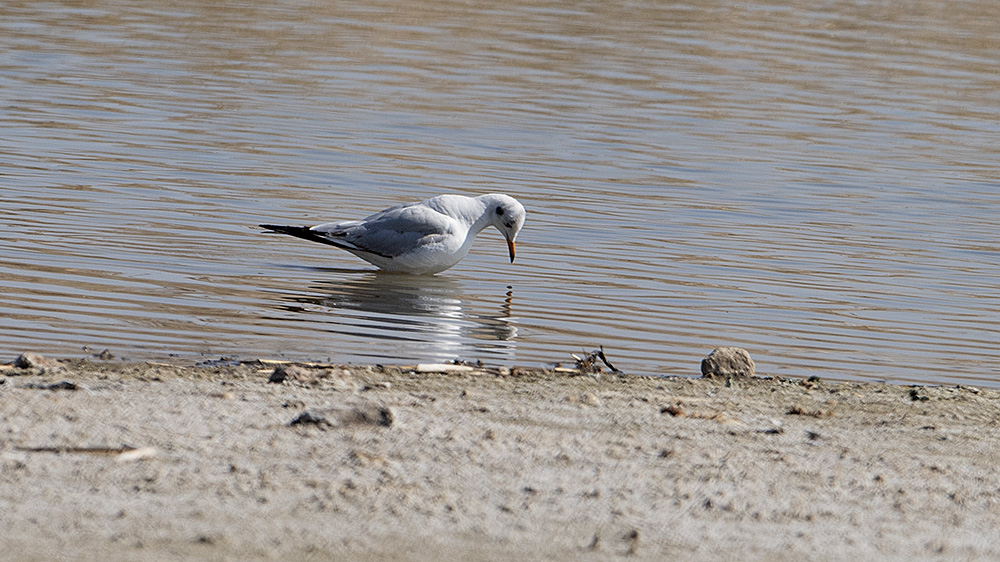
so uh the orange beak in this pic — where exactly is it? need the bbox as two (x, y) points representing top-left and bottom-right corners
(507, 238), (516, 263)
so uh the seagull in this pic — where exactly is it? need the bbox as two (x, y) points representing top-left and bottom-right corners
(260, 193), (526, 275)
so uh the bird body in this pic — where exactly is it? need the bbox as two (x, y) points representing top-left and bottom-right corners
(261, 194), (526, 275)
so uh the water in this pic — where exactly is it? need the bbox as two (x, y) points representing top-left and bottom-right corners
(2, 0), (998, 387)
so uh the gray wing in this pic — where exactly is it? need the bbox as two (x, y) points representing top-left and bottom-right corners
(311, 203), (454, 258)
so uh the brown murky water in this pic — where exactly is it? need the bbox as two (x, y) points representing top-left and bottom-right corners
(2, 0), (999, 385)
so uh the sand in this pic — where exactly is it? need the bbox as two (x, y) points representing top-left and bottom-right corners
(2, 357), (999, 561)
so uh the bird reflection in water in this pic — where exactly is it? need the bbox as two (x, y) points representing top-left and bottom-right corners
(273, 273), (518, 362)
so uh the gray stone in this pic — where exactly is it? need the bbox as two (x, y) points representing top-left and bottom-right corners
(268, 364), (317, 383)
(289, 404), (394, 428)
(14, 352), (53, 369)
(288, 411), (332, 427)
(701, 347), (755, 378)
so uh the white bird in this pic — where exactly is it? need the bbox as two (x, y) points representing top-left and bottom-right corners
(261, 194), (526, 275)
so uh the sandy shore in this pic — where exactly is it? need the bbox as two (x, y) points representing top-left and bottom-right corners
(2, 357), (999, 561)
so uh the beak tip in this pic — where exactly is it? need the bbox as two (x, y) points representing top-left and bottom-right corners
(507, 240), (516, 263)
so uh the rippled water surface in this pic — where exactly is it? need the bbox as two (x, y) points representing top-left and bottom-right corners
(2, 0), (999, 386)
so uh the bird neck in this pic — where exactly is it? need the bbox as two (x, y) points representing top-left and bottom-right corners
(436, 195), (491, 232)
(468, 198), (497, 234)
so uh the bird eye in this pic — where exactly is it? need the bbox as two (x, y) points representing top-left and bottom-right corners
(495, 207), (505, 216)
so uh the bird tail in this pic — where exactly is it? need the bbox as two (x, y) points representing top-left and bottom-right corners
(259, 224), (333, 246)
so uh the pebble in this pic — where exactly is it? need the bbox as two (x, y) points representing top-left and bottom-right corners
(700, 347), (755, 379)
(343, 404), (395, 427)
(267, 365), (356, 390)
(268, 364), (310, 383)
(289, 411), (332, 427)
(289, 405), (394, 428)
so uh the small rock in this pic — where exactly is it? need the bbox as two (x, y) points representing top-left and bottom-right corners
(289, 411), (331, 427)
(362, 381), (391, 391)
(14, 352), (54, 370)
(46, 381), (78, 391)
(787, 405), (834, 418)
(289, 405), (394, 428)
(269, 364), (309, 383)
(661, 404), (685, 417)
(24, 380), (80, 391)
(701, 347), (755, 379)
(268, 365), (355, 390)
(344, 405), (394, 427)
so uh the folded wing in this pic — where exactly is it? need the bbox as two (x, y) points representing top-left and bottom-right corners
(267, 203), (454, 259)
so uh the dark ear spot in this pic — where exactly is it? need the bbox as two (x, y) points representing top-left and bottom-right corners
(496, 206), (505, 216)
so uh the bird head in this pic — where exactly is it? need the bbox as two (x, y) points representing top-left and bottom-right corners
(488, 195), (526, 263)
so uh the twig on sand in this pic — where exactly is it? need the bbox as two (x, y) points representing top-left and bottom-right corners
(571, 346), (621, 374)
(596, 346), (619, 372)
(14, 444), (157, 461)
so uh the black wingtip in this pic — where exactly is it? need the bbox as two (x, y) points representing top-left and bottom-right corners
(260, 224), (309, 236)
(259, 224), (349, 250)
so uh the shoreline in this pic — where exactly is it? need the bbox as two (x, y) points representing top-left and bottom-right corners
(2, 357), (999, 560)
